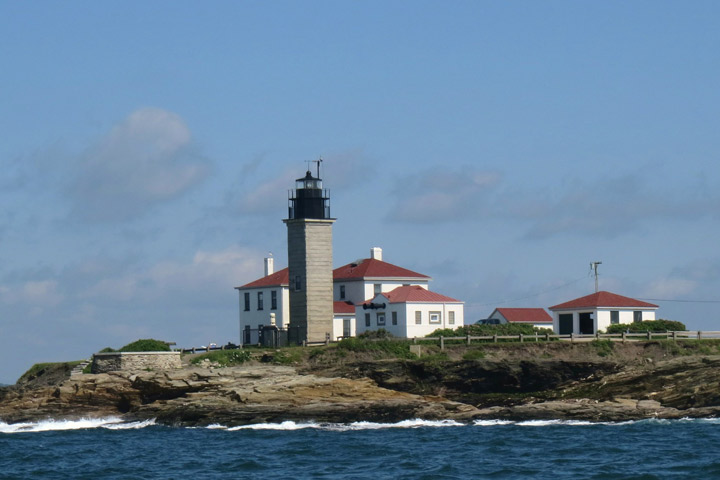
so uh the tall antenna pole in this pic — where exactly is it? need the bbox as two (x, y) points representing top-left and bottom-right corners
(590, 261), (602, 293)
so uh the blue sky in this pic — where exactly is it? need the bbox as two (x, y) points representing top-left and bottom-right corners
(2, 1), (720, 383)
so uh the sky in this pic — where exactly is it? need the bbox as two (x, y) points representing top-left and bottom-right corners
(1, 1), (720, 383)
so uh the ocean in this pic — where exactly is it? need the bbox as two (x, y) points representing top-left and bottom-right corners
(2, 417), (719, 479)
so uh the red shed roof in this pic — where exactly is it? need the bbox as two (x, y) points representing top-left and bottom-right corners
(237, 268), (289, 289)
(333, 258), (430, 281)
(549, 291), (658, 310)
(334, 301), (356, 314)
(494, 308), (552, 324)
(377, 285), (460, 304)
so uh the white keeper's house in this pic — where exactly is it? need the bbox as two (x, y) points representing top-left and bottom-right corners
(235, 247), (464, 343)
(549, 291), (658, 335)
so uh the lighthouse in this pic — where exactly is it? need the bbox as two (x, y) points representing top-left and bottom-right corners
(283, 162), (335, 344)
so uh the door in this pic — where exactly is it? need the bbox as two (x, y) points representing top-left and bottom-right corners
(559, 314), (573, 335)
(579, 312), (594, 335)
(343, 318), (351, 338)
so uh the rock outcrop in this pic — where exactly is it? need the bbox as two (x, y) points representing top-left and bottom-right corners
(0, 365), (478, 426)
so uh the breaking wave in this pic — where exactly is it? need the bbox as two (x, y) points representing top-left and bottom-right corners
(0, 417), (155, 434)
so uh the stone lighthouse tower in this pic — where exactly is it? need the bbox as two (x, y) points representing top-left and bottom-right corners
(283, 163), (335, 344)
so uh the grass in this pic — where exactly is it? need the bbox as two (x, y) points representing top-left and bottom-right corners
(17, 361), (83, 383)
(190, 349), (252, 367)
(591, 339), (615, 357)
(462, 348), (486, 360)
(336, 337), (416, 359)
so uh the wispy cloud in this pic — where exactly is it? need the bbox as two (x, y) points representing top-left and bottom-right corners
(388, 166), (501, 223)
(67, 108), (210, 222)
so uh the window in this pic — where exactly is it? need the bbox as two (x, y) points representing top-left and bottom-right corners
(340, 285), (346, 300)
(374, 283), (381, 295)
(415, 311), (422, 324)
(365, 313), (371, 327)
(295, 275), (302, 291)
(244, 292), (250, 311)
(448, 311), (455, 325)
(377, 313), (385, 326)
(257, 291), (264, 310)
(610, 311), (619, 325)
(429, 311), (441, 324)
(392, 311), (398, 325)
(271, 290), (277, 310)
(633, 311), (642, 323)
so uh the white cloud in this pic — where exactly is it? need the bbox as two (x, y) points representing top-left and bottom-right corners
(67, 107), (209, 222)
(388, 166), (501, 223)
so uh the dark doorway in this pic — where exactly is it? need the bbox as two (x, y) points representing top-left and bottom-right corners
(579, 312), (594, 334)
(559, 314), (573, 335)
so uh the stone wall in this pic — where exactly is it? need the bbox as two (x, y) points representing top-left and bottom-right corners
(92, 352), (182, 373)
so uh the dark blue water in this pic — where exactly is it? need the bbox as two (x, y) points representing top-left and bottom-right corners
(2, 418), (720, 479)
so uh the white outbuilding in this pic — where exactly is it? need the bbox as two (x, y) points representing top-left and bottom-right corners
(549, 291), (658, 335)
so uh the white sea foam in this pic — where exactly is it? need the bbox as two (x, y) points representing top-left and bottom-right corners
(220, 418), (464, 432)
(0, 417), (155, 434)
(473, 419), (515, 426)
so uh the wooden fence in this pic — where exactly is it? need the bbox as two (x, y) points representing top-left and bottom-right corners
(417, 331), (720, 350)
(180, 331), (720, 352)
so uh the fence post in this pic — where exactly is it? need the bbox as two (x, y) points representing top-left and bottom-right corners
(466, 334), (471, 346)
(570, 333), (574, 343)
(672, 331), (677, 341)
(698, 331), (703, 340)
(545, 332), (550, 342)
(440, 336), (445, 351)
(622, 332), (626, 343)
(413, 337), (418, 344)
(519, 334), (524, 343)
(493, 334), (498, 343)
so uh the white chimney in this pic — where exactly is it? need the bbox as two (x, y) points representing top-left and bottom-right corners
(370, 247), (383, 261)
(264, 256), (274, 276)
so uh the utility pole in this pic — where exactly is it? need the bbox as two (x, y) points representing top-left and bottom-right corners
(590, 261), (602, 293)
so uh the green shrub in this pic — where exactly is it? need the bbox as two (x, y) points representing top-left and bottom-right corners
(605, 319), (686, 334)
(591, 339), (614, 357)
(118, 339), (171, 352)
(357, 328), (395, 339)
(98, 347), (116, 353)
(190, 349), (251, 366)
(336, 336), (414, 359)
(428, 323), (541, 338)
(462, 348), (486, 360)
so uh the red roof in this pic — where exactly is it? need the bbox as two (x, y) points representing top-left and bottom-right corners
(334, 301), (356, 314)
(377, 285), (460, 304)
(238, 268), (289, 288)
(494, 308), (552, 324)
(549, 291), (658, 310)
(333, 258), (430, 281)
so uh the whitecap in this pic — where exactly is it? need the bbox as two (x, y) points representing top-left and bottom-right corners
(0, 417), (155, 434)
(473, 419), (515, 426)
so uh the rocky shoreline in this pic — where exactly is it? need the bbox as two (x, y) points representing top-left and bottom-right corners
(2, 343), (720, 426)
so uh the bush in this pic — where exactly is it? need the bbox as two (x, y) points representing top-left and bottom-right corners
(605, 319), (686, 334)
(358, 328), (394, 339)
(336, 336), (414, 359)
(119, 339), (171, 352)
(190, 349), (251, 366)
(427, 323), (541, 338)
(98, 347), (116, 353)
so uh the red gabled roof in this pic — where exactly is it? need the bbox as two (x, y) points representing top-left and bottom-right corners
(378, 285), (460, 304)
(334, 301), (356, 314)
(333, 258), (430, 281)
(237, 268), (289, 289)
(495, 308), (552, 324)
(549, 291), (658, 310)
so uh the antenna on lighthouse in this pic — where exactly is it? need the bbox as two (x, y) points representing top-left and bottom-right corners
(590, 261), (602, 293)
(314, 156), (323, 178)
